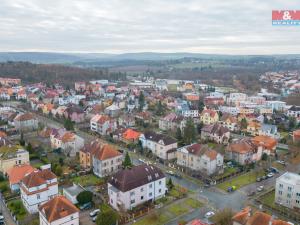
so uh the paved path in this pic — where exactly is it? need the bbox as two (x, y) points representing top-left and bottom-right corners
(0, 194), (17, 225)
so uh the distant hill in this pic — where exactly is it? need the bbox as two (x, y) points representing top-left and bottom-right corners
(1, 52), (300, 65)
(0, 61), (125, 86)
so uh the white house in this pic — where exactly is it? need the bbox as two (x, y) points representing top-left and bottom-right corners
(275, 172), (300, 210)
(90, 114), (117, 135)
(20, 165), (58, 214)
(108, 164), (166, 211)
(176, 143), (223, 175)
(139, 131), (177, 161)
(63, 183), (85, 205)
(39, 196), (79, 225)
(92, 144), (123, 178)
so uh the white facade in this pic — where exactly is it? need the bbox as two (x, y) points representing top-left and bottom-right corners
(275, 172), (300, 209)
(93, 155), (123, 178)
(21, 176), (58, 214)
(108, 177), (166, 211)
(39, 211), (79, 225)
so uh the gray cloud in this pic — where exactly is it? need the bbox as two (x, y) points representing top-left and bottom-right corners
(0, 0), (299, 54)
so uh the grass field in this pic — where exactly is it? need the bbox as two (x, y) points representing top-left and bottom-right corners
(71, 174), (104, 186)
(217, 171), (263, 191)
(261, 190), (276, 207)
(133, 198), (203, 225)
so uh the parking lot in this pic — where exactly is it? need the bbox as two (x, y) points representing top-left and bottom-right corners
(79, 209), (96, 225)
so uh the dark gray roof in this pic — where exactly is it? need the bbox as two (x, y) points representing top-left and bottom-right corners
(143, 131), (177, 145)
(109, 164), (165, 192)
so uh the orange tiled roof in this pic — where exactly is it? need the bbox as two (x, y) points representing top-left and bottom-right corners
(39, 196), (79, 222)
(204, 149), (218, 160)
(7, 165), (37, 185)
(61, 132), (75, 143)
(232, 207), (251, 224)
(293, 129), (300, 138)
(201, 109), (217, 117)
(123, 129), (141, 140)
(252, 135), (277, 150)
(22, 169), (57, 188)
(94, 144), (121, 161)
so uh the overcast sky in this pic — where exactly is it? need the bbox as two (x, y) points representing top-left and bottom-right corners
(1, 0), (300, 54)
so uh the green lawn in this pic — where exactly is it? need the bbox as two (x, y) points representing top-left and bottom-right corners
(217, 171), (263, 191)
(168, 203), (189, 216)
(7, 200), (27, 221)
(183, 198), (203, 209)
(133, 197), (204, 225)
(71, 174), (104, 186)
(133, 212), (172, 225)
(261, 190), (276, 207)
(214, 167), (237, 180)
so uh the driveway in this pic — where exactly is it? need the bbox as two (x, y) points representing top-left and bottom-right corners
(0, 194), (17, 225)
(80, 209), (95, 225)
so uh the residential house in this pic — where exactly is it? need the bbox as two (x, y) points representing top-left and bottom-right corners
(64, 106), (85, 123)
(122, 129), (141, 144)
(219, 113), (238, 131)
(200, 109), (219, 125)
(0, 145), (30, 174)
(79, 140), (103, 169)
(92, 144), (123, 178)
(50, 128), (84, 157)
(139, 131), (178, 161)
(232, 207), (290, 225)
(246, 120), (261, 136)
(259, 124), (280, 139)
(226, 138), (262, 165)
(275, 172), (300, 209)
(159, 112), (186, 131)
(90, 114), (117, 136)
(63, 183), (85, 204)
(108, 164), (166, 211)
(20, 166), (58, 214)
(42, 103), (55, 115)
(39, 196), (79, 225)
(118, 114), (135, 128)
(251, 135), (277, 155)
(201, 123), (230, 144)
(204, 96), (224, 106)
(7, 164), (37, 192)
(104, 104), (121, 117)
(176, 143), (223, 175)
(13, 113), (38, 131)
(287, 105), (300, 118)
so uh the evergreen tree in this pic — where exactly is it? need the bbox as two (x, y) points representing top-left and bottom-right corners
(167, 178), (174, 190)
(64, 118), (74, 131)
(26, 143), (33, 154)
(155, 100), (164, 116)
(19, 132), (25, 146)
(240, 118), (248, 130)
(138, 91), (145, 111)
(183, 118), (196, 145)
(123, 152), (132, 169)
(176, 127), (184, 146)
(198, 101), (204, 112)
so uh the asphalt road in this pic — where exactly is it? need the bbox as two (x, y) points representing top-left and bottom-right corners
(0, 194), (16, 225)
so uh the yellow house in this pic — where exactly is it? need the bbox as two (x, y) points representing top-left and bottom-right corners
(247, 120), (261, 136)
(42, 103), (55, 115)
(0, 145), (30, 174)
(200, 109), (219, 125)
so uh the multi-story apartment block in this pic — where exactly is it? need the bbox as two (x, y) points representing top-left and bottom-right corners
(275, 172), (300, 209)
(108, 164), (166, 211)
(20, 166), (58, 214)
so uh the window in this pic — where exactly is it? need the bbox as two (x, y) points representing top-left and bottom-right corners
(297, 193), (300, 197)
(141, 196), (144, 200)
(278, 191), (282, 195)
(140, 188), (144, 192)
(159, 189), (161, 193)
(71, 216), (74, 220)
(288, 186), (292, 191)
(296, 200), (300, 204)
(37, 194), (40, 200)
(149, 192), (152, 197)
(287, 193), (292, 198)
(130, 191), (135, 196)
(159, 181), (162, 185)
(149, 184), (153, 188)
(130, 199), (135, 204)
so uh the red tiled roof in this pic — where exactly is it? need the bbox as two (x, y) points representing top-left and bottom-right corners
(22, 169), (57, 188)
(123, 129), (141, 140)
(94, 144), (121, 161)
(7, 165), (37, 185)
(39, 196), (79, 222)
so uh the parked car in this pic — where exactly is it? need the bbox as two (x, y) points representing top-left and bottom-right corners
(269, 167), (279, 173)
(205, 211), (215, 218)
(90, 209), (100, 217)
(227, 186), (237, 192)
(256, 177), (262, 182)
(257, 186), (264, 192)
(80, 202), (92, 210)
(261, 175), (267, 180)
(247, 191), (256, 196)
(277, 160), (286, 165)
(267, 173), (274, 178)
(92, 215), (98, 222)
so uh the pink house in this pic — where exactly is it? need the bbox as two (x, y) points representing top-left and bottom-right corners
(64, 106), (85, 123)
